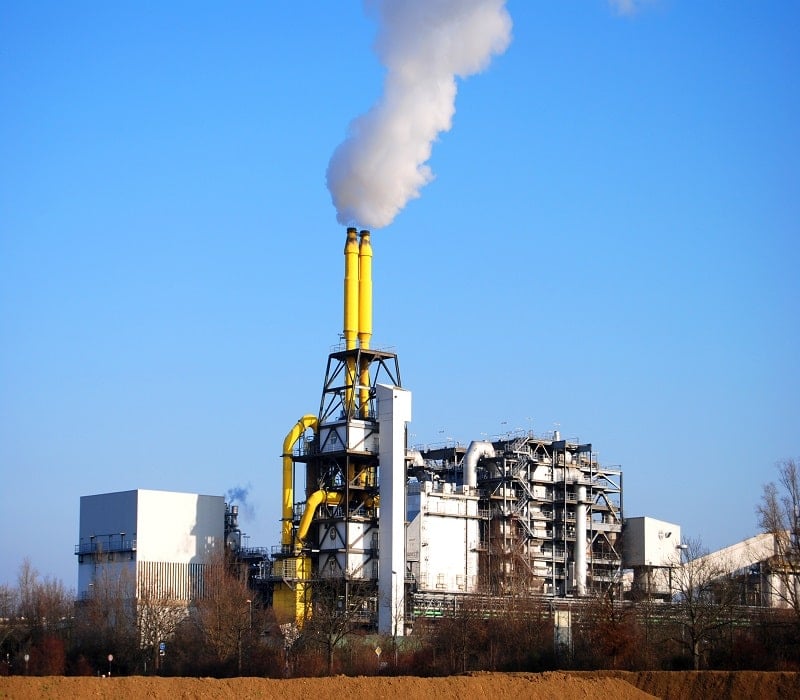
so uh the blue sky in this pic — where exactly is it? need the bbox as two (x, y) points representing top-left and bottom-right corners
(1, 1), (798, 588)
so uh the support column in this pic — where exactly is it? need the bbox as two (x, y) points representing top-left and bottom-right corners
(377, 383), (411, 636)
(575, 484), (587, 596)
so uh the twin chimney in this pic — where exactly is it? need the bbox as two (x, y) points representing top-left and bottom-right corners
(343, 227), (373, 416)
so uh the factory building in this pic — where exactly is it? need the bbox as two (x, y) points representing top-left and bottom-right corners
(74, 229), (798, 637)
(74, 229), (625, 634)
(623, 516), (684, 599)
(75, 489), (225, 602)
(679, 532), (786, 608)
(269, 228), (625, 634)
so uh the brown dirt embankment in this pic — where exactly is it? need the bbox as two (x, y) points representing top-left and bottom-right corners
(1, 670), (798, 700)
(602, 670), (800, 699)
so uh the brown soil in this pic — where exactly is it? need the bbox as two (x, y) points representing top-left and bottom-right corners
(1, 671), (797, 700)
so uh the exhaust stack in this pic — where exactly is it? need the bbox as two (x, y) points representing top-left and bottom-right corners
(342, 227), (374, 417)
(358, 230), (372, 416)
(343, 228), (360, 413)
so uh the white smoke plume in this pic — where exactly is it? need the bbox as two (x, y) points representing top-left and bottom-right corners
(327, 0), (512, 229)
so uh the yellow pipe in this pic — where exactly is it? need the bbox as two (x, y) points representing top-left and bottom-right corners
(282, 415), (319, 548)
(358, 230), (372, 417)
(344, 227), (359, 349)
(344, 227), (359, 415)
(296, 490), (342, 551)
(357, 229), (373, 349)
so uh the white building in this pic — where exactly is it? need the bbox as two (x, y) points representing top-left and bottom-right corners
(406, 480), (481, 594)
(75, 489), (225, 601)
(623, 516), (683, 599)
(687, 532), (786, 608)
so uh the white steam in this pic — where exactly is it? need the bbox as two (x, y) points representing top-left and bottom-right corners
(326, 0), (512, 229)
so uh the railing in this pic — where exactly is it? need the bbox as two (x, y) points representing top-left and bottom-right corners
(74, 538), (136, 555)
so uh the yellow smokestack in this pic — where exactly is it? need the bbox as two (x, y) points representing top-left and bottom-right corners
(343, 227), (359, 414)
(358, 230), (373, 349)
(358, 230), (373, 416)
(343, 227), (359, 350)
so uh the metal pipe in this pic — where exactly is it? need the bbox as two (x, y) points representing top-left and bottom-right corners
(357, 229), (372, 349)
(344, 227), (359, 414)
(281, 415), (319, 547)
(344, 227), (359, 349)
(296, 490), (342, 551)
(358, 230), (372, 417)
(463, 440), (495, 489)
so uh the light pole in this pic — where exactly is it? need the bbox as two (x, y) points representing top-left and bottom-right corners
(670, 543), (689, 600)
(107, 653), (113, 677)
(246, 599), (252, 630)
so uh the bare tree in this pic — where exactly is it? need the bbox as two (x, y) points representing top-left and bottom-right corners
(429, 597), (488, 674)
(73, 563), (139, 673)
(669, 537), (739, 670)
(0, 582), (21, 669)
(7, 560), (73, 675)
(575, 585), (640, 669)
(757, 458), (800, 620)
(190, 553), (253, 675)
(630, 589), (675, 670)
(296, 578), (372, 675)
(136, 580), (188, 673)
(478, 595), (552, 671)
(16, 560), (38, 624)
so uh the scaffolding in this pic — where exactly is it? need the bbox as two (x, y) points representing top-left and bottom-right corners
(477, 433), (623, 597)
(416, 432), (623, 600)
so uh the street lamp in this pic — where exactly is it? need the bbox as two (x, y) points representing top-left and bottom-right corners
(246, 599), (252, 630)
(107, 653), (113, 676)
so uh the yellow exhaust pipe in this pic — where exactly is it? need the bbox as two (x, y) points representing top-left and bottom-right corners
(358, 229), (372, 417)
(281, 415), (318, 548)
(296, 490), (343, 552)
(343, 227), (359, 415)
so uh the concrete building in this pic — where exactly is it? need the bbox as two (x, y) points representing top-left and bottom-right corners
(624, 516), (683, 599)
(406, 480), (482, 595)
(687, 532), (785, 608)
(75, 489), (225, 601)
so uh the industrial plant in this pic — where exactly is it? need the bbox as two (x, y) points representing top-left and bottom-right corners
(76, 227), (626, 633)
(74, 227), (784, 635)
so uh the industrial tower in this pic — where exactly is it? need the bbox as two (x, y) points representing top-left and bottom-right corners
(271, 228), (410, 635)
(269, 227), (624, 634)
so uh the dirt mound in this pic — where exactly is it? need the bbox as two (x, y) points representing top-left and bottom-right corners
(0, 673), (654, 700)
(617, 670), (800, 699)
(1, 671), (797, 700)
